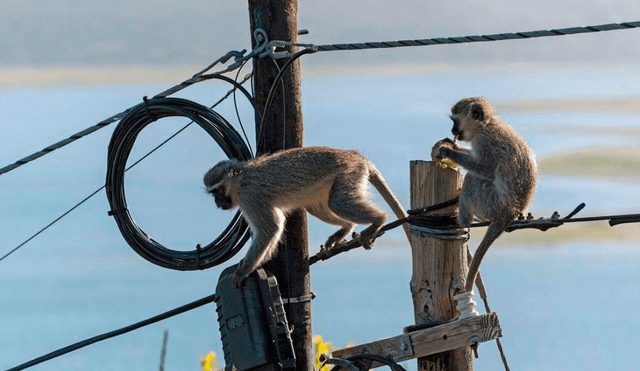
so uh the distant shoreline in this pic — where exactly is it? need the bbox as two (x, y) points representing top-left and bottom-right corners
(496, 97), (640, 113)
(3, 63), (638, 114)
(0, 65), (199, 86)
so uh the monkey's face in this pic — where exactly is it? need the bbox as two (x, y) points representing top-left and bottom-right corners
(204, 160), (240, 210)
(450, 97), (491, 142)
(449, 114), (473, 142)
(208, 185), (235, 210)
(449, 113), (482, 142)
(204, 167), (235, 210)
(449, 115), (463, 139)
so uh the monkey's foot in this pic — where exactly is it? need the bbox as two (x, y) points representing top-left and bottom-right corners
(321, 239), (340, 250)
(359, 227), (380, 250)
(321, 240), (345, 250)
(358, 235), (375, 250)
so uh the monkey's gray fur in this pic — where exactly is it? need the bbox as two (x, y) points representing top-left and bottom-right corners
(204, 146), (410, 288)
(432, 97), (537, 293)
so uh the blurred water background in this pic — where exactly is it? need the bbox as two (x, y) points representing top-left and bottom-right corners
(1, 64), (639, 370)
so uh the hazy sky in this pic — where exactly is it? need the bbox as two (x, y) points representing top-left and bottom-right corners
(1, 0), (639, 68)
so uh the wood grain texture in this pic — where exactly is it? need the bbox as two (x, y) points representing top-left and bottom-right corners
(330, 313), (501, 368)
(409, 161), (472, 371)
(248, 2), (312, 371)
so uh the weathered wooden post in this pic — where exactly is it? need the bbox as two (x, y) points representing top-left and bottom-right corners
(409, 160), (473, 370)
(329, 161), (501, 367)
(247, 1), (313, 371)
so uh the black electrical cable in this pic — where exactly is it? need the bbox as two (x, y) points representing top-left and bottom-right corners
(6, 293), (217, 371)
(256, 48), (314, 151)
(346, 355), (407, 371)
(0, 73), (255, 264)
(105, 97), (252, 270)
(327, 354), (407, 371)
(232, 63), (255, 156)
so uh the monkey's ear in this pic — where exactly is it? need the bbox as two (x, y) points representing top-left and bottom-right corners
(470, 103), (485, 122)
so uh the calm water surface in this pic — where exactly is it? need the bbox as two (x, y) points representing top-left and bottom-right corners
(1, 67), (639, 370)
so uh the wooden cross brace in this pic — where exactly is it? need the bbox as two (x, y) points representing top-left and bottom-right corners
(326, 313), (502, 369)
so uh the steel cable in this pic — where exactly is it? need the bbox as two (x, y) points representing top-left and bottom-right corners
(0, 74), (254, 263)
(311, 21), (640, 52)
(105, 97), (252, 270)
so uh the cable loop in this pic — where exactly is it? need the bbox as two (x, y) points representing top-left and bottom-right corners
(105, 97), (252, 270)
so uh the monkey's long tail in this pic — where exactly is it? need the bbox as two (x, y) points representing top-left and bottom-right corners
(464, 219), (509, 292)
(368, 165), (411, 241)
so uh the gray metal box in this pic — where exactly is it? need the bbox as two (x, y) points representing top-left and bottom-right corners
(214, 264), (295, 371)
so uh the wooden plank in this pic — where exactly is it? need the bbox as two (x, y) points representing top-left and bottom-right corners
(329, 313), (501, 368)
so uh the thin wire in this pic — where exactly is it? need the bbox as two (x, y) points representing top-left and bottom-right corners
(466, 247), (510, 371)
(6, 294), (217, 371)
(256, 48), (313, 152)
(0, 187), (104, 263)
(3, 20), (639, 178)
(0, 77), (252, 263)
(0, 123), (193, 264)
(0, 72), (249, 178)
(270, 58), (288, 149)
(233, 62), (254, 156)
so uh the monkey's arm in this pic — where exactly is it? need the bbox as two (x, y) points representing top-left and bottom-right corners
(439, 147), (494, 180)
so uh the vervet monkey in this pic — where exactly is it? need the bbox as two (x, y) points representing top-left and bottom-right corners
(432, 97), (537, 293)
(204, 146), (411, 288)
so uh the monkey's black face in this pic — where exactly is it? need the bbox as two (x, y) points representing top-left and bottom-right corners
(209, 186), (235, 210)
(450, 115), (463, 140)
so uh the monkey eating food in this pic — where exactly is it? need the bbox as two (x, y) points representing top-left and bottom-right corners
(204, 146), (411, 288)
(432, 97), (538, 293)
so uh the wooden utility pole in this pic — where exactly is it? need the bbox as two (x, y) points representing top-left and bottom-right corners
(247, 2), (312, 371)
(409, 161), (473, 371)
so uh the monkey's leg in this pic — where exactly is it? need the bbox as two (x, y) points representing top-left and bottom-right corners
(306, 204), (355, 248)
(233, 207), (286, 288)
(327, 183), (387, 250)
(457, 176), (482, 227)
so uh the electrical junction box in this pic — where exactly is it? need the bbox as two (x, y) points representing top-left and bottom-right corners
(214, 264), (296, 371)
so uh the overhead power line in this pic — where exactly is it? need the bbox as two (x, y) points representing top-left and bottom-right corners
(309, 21), (640, 52)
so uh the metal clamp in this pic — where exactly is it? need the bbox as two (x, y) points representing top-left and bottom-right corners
(281, 292), (316, 304)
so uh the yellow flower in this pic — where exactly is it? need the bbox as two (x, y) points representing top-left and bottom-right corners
(314, 335), (335, 371)
(201, 351), (219, 371)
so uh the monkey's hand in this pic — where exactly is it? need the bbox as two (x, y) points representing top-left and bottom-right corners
(431, 138), (459, 168)
(232, 263), (252, 288)
(431, 138), (457, 160)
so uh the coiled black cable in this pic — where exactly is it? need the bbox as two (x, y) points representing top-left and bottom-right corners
(105, 97), (252, 270)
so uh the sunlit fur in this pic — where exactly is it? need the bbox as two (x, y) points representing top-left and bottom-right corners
(432, 97), (537, 292)
(204, 146), (410, 288)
